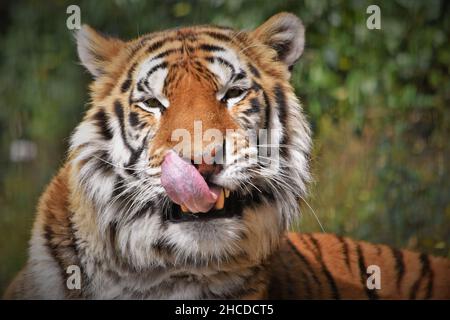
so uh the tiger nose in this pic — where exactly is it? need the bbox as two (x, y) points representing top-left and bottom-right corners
(192, 146), (223, 179)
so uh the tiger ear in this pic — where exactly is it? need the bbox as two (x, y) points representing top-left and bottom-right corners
(75, 25), (125, 77)
(251, 12), (305, 70)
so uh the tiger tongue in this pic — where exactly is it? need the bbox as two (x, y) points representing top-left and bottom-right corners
(161, 150), (221, 213)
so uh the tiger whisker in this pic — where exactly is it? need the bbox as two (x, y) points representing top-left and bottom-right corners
(92, 154), (151, 173)
(298, 195), (325, 233)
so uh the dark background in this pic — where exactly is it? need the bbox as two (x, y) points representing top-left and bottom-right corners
(0, 0), (449, 294)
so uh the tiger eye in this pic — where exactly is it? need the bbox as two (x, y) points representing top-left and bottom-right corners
(145, 98), (164, 110)
(222, 88), (245, 102)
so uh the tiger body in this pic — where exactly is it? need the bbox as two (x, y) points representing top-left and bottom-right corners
(271, 233), (450, 299)
(4, 13), (450, 299)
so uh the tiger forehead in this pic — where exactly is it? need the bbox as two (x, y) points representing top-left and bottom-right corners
(144, 26), (238, 48)
(164, 59), (220, 94)
(138, 27), (241, 59)
(131, 27), (249, 95)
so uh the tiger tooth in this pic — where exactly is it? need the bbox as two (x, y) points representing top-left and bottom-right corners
(181, 204), (189, 213)
(215, 189), (225, 210)
(224, 189), (230, 198)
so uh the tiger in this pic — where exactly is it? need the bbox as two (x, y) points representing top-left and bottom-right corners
(4, 12), (450, 300)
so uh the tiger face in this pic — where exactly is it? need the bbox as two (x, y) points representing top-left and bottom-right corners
(70, 13), (311, 270)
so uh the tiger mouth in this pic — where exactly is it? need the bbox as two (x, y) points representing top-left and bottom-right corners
(161, 150), (267, 222)
(167, 189), (246, 222)
(178, 187), (231, 213)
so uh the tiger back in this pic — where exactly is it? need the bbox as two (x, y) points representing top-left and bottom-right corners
(268, 233), (450, 299)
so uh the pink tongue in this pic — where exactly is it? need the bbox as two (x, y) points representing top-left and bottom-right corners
(161, 150), (221, 213)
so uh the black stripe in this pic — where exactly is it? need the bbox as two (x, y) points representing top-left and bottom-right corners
(391, 247), (405, 290)
(67, 218), (82, 258)
(113, 100), (134, 152)
(120, 79), (132, 93)
(128, 112), (140, 127)
(248, 63), (261, 78)
(209, 57), (235, 74)
(121, 63), (137, 93)
(262, 90), (271, 130)
(286, 237), (322, 296)
(244, 98), (261, 115)
(274, 83), (289, 157)
(107, 222), (119, 264)
(202, 31), (231, 42)
(252, 81), (262, 92)
(198, 44), (225, 52)
(147, 39), (166, 52)
(309, 235), (341, 299)
(92, 109), (113, 140)
(240, 116), (251, 129)
(356, 244), (379, 300)
(336, 235), (352, 273)
(137, 80), (146, 93)
(125, 143), (145, 177)
(128, 63), (137, 76)
(153, 48), (181, 60)
(260, 90), (272, 163)
(234, 70), (247, 81)
(299, 234), (317, 255)
(125, 131), (150, 177)
(147, 62), (168, 78)
(410, 253), (432, 299)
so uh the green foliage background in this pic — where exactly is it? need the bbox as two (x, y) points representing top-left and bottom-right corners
(0, 0), (449, 293)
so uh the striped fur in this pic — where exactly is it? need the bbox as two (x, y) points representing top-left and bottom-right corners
(4, 13), (450, 299)
(268, 233), (450, 299)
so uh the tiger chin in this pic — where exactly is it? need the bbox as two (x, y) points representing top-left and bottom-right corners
(4, 13), (450, 300)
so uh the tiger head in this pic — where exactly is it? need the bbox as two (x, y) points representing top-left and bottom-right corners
(71, 13), (311, 270)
